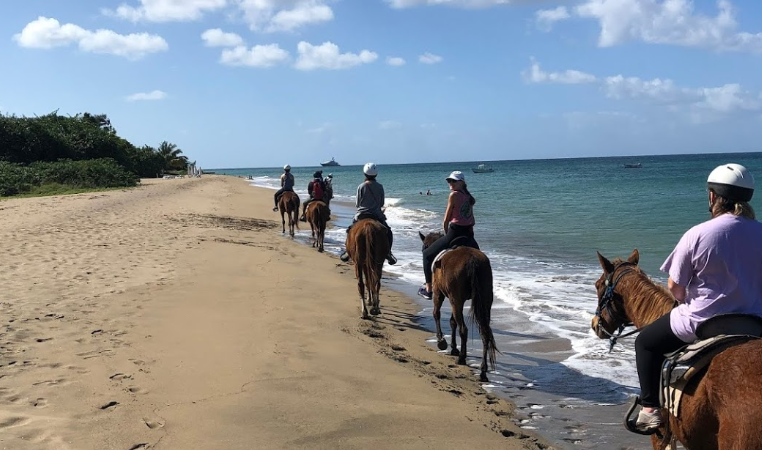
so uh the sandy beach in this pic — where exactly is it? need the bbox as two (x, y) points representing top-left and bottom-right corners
(0, 175), (553, 450)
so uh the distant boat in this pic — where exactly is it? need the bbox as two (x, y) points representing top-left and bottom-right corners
(472, 163), (494, 173)
(624, 163), (642, 169)
(321, 157), (340, 167)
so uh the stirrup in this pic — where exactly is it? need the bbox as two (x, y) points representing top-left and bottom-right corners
(623, 396), (663, 437)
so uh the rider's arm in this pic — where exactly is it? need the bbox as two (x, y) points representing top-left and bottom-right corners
(281, 174), (285, 187)
(667, 277), (686, 302)
(308, 181), (313, 197)
(443, 193), (455, 232)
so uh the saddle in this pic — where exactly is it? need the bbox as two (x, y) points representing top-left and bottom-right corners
(431, 236), (480, 272)
(626, 314), (762, 435)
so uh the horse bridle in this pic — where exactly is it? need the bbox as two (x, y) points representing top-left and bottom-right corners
(595, 261), (641, 352)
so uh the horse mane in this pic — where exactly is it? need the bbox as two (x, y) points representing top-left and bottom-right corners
(611, 257), (676, 327)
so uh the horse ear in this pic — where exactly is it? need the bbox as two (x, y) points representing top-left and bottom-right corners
(419, 231), (426, 242)
(628, 249), (640, 265)
(597, 251), (615, 274)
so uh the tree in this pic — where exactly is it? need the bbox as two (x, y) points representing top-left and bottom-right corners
(157, 141), (188, 172)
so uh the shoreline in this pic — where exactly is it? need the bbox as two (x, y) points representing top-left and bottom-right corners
(0, 175), (554, 450)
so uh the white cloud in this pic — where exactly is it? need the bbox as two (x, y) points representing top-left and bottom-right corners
(267, 1), (333, 32)
(525, 58), (762, 118)
(536, 6), (570, 31)
(523, 58), (597, 84)
(387, 0), (516, 8)
(378, 120), (401, 129)
(574, 0), (762, 52)
(386, 56), (406, 66)
(295, 41), (378, 71)
(418, 52), (443, 64)
(201, 28), (244, 47)
(126, 90), (168, 101)
(104, 0), (227, 22)
(220, 44), (290, 67)
(306, 122), (331, 133)
(13, 17), (168, 59)
(237, 0), (334, 32)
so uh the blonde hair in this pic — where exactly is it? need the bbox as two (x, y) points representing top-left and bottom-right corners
(710, 194), (756, 220)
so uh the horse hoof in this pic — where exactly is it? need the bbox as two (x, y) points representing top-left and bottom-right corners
(479, 373), (489, 383)
(457, 358), (467, 366)
(450, 348), (460, 357)
(437, 340), (448, 351)
(370, 308), (380, 316)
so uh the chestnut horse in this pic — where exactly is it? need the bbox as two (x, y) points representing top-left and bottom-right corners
(278, 191), (300, 237)
(593, 249), (762, 450)
(419, 231), (497, 382)
(305, 201), (330, 252)
(346, 219), (390, 319)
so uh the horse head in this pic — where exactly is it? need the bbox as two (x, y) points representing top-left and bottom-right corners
(592, 249), (640, 340)
(419, 231), (443, 251)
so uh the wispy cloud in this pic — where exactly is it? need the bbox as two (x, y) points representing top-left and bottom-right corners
(386, 56), (406, 66)
(201, 29), (244, 47)
(522, 58), (597, 84)
(418, 52), (443, 64)
(125, 90), (167, 101)
(220, 44), (290, 68)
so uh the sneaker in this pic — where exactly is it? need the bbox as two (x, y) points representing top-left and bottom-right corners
(386, 253), (397, 265)
(417, 286), (432, 300)
(635, 408), (662, 429)
(340, 251), (350, 262)
(299, 215), (306, 222)
(272, 206), (279, 212)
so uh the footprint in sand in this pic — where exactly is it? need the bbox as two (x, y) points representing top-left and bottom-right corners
(127, 386), (148, 394)
(142, 417), (165, 429)
(0, 415), (30, 429)
(32, 398), (48, 408)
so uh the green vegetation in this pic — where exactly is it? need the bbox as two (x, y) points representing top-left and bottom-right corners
(0, 111), (193, 197)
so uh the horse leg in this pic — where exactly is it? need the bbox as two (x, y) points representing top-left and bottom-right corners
(280, 210), (285, 234)
(453, 304), (468, 365)
(370, 263), (382, 315)
(432, 291), (447, 350)
(449, 311), (460, 357)
(356, 264), (369, 319)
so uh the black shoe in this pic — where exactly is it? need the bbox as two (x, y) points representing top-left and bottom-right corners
(299, 215), (306, 222)
(340, 251), (350, 262)
(386, 253), (397, 265)
(272, 206), (279, 212)
(417, 286), (432, 300)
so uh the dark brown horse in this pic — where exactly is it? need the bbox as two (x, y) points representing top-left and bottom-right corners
(593, 249), (762, 450)
(419, 232), (497, 382)
(305, 201), (329, 252)
(278, 191), (300, 237)
(346, 219), (390, 319)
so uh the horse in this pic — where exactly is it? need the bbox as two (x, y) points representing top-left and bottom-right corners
(419, 231), (497, 382)
(346, 219), (390, 319)
(593, 249), (762, 450)
(277, 191), (300, 237)
(305, 200), (330, 252)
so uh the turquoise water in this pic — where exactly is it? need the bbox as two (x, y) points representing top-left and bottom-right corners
(216, 152), (762, 448)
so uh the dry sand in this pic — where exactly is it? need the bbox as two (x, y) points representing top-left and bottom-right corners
(0, 176), (555, 450)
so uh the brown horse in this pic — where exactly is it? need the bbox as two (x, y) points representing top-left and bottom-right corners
(419, 232), (497, 382)
(305, 201), (329, 252)
(346, 219), (390, 319)
(278, 191), (300, 237)
(593, 249), (762, 450)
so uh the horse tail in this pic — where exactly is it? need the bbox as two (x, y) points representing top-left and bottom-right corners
(363, 223), (380, 294)
(292, 195), (300, 230)
(468, 256), (497, 371)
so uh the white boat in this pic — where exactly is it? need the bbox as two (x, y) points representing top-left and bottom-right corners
(472, 164), (494, 173)
(321, 157), (340, 167)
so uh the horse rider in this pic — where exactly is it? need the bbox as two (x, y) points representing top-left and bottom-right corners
(323, 173), (334, 207)
(633, 163), (762, 430)
(339, 162), (397, 265)
(272, 164), (295, 212)
(300, 171), (327, 222)
(418, 171), (478, 300)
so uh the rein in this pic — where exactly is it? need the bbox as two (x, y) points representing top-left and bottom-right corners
(595, 262), (642, 352)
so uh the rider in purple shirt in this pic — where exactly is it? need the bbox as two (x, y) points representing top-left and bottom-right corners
(634, 163), (762, 430)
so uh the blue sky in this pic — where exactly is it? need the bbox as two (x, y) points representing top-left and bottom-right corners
(2, 0), (762, 168)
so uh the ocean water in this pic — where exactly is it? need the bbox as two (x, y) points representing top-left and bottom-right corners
(216, 152), (762, 448)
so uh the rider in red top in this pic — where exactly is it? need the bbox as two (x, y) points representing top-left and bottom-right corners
(300, 171), (327, 221)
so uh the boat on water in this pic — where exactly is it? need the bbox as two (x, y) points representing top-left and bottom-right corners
(624, 163), (642, 169)
(321, 157), (340, 167)
(472, 164), (494, 173)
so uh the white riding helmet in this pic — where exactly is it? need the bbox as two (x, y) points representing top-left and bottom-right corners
(363, 162), (378, 177)
(707, 163), (754, 202)
(283, 164), (291, 171)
